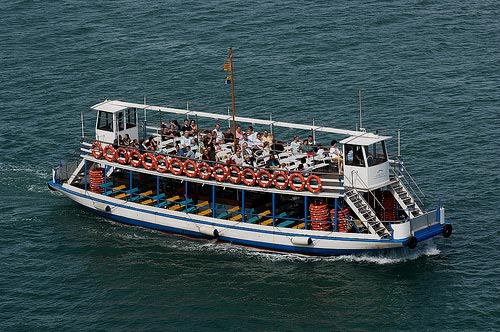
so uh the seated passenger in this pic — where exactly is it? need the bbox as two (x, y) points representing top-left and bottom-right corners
(189, 119), (198, 134)
(242, 154), (255, 168)
(185, 145), (196, 159)
(329, 140), (343, 172)
(290, 135), (301, 155)
(224, 128), (234, 143)
(212, 123), (225, 143)
(235, 125), (244, 140)
(231, 149), (244, 166)
(181, 119), (191, 135)
(261, 130), (274, 146)
(265, 154), (280, 171)
(122, 134), (131, 147)
(147, 137), (158, 151)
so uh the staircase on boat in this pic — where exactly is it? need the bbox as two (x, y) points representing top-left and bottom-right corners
(344, 188), (392, 238)
(389, 179), (423, 218)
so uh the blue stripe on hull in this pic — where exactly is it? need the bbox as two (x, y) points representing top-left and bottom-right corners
(413, 223), (445, 242)
(92, 208), (392, 256)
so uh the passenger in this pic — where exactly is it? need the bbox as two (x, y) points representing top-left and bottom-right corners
(242, 154), (255, 168)
(329, 140), (343, 172)
(189, 119), (198, 134)
(241, 142), (252, 157)
(203, 132), (214, 150)
(261, 141), (271, 156)
(246, 126), (258, 147)
(139, 139), (148, 152)
(231, 149), (244, 166)
(301, 138), (313, 155)
(297, 157), (307, 171)
(307, 135), (316, 146)
(212, 123), (224, 143)
(290, 135), (301, 155)
(181, 119), (191, 135)
(253, 132), (264, 150)
(265, 154), (280, 171)
(261, 130), (274, 146)
(122, 134), (131, 147)
(207, 146), (216, 161)
(179, 131), (191, 155)
(185, 145), (196, 159)
(235, 125), (244, 140)
(239, 132), (249, 147)
(170, 119), (181, 132)
(147, 137), (158, 151)
(130, 138), (139, 150)
(201, 148), (210, 161)
(224, 128), (234, 143)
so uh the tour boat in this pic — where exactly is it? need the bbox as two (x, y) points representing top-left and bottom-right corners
(48, 52), (452, 256)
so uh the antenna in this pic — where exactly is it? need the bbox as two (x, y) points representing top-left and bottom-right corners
(359, 90), (364, 131)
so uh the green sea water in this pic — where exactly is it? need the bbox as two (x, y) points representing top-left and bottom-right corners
(1, 1), (499, 331)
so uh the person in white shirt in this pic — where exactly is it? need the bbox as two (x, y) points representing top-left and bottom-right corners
(179, 131), (192, 155)
(231, 149), (244, 166)
(212, 123), (224, 143)
(246, 125), (258, 147)
(290, 135), (301, 155)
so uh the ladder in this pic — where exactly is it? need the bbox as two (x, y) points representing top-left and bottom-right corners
(344, 188), (392, 238)
(389, 180), (423, 218)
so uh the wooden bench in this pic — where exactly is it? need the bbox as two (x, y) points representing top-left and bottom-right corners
(277, 219), (296, 228)
(141, 193), (166, 206)
(186, 201), (210, 213)
(198, 209), (212, 217)
(114, 188), (138, 199)
(229, 214), (243, 221)
(169, 198), (193, 211)
(103, 184), (125, 196)
(246, 210), (271, 224)
(130, 190), (153, 202)
(260, 212), (287, 226)
(293, 222), (305, 229)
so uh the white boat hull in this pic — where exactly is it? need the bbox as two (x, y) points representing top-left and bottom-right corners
(48, 181), (418, 256)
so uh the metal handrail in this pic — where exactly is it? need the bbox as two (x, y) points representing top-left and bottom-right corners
(346, 170), (386, 220)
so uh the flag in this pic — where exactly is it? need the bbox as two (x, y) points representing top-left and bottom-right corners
(225, 75), (232, 84)
(223, 62), (231, 71)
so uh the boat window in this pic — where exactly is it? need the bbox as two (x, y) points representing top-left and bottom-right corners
(97, 111), (113, 132)
(345, 144), (365, 167)
(118, 111), (125, 131)
(366, 141), (388, 166)
(126, 108), (136, 129)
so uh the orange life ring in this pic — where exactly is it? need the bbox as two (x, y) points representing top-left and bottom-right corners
(256, 169), (272, 188)
(241, 168), (256, 186)
(155, 155), (169, 173)
(272, 171), (288, 190)
(306, 175), (322, 193)
(129, 150), (142, 167)
(115, 147), (129, 164)
(91, 141), (103, 159)
(169, 158), (183, 175)
(288, 173), (305, 191)
(197, 162), (212, 180)
(228, 165), (241, 184)
(183, 159), (198, 178)
(141, 152), (157, 170)
(213, 164), (228, 182)
(103, 145), (116, 162)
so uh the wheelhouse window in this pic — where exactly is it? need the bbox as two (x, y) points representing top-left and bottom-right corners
(97, 111), (113, 132)
(366, 141), (388, 166)
(118, 111), (124, 131)
(345, 144), (365, 167)
(126, 108), (137, 129)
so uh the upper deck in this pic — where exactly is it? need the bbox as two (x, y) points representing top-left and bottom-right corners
(85, 100), (394, 195)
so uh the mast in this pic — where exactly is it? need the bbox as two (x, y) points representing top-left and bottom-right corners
(225, 48), (237, 146)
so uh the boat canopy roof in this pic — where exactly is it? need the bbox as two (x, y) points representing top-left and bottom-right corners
(91, 99), (391, 141)
(339, 134), (391, 146)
